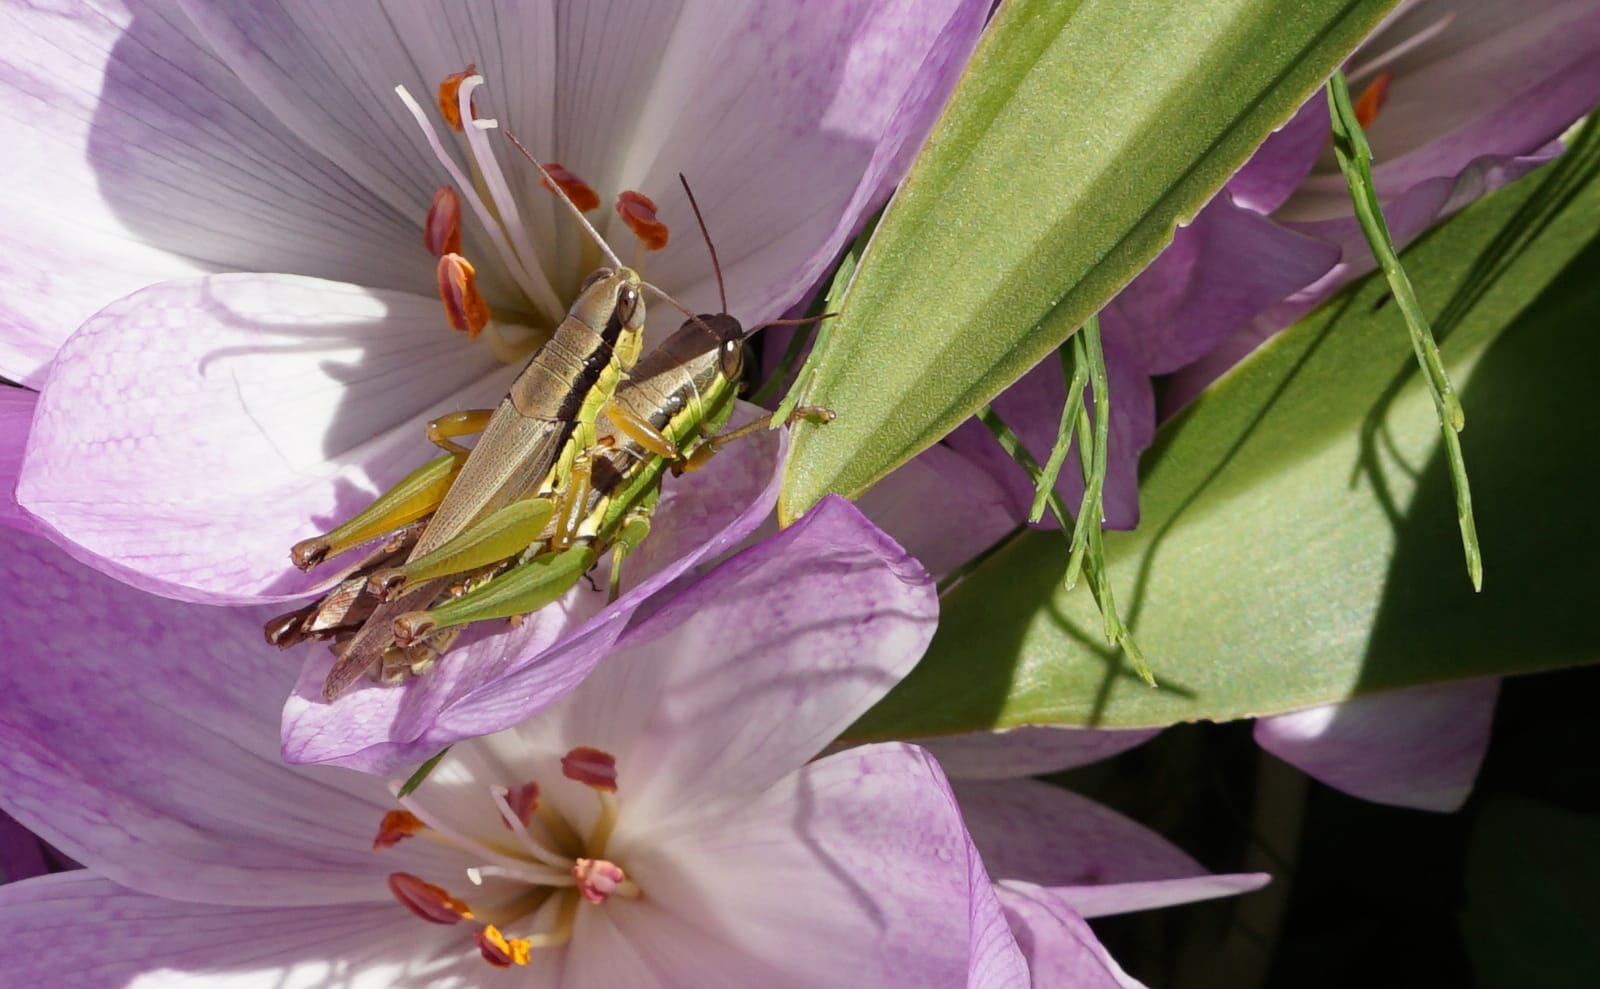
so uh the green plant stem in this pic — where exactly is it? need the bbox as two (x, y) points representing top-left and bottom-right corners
(1326, 71), (1481, 590)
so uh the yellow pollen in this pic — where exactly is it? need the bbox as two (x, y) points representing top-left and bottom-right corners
(476, 925), (533, 968)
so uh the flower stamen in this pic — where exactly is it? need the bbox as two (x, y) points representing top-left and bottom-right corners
(615, 190), (670, 251)
(388, 872), (475, 924)
(396, 82), (564, 322)
(540, 163), (602, 213)
(437, 64), (479, 131)
(437, 253), (491, 337)
(476, 925), (533, 967)
(1354, 70), (1392, 129)
(373, 809), (428, 850)
(424, 187), (464, 257)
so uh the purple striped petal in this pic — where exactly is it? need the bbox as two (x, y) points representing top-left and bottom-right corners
(920, 726), (1160, 780)
(0, 387), (36, 533)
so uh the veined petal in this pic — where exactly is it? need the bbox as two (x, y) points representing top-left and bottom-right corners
(0, 2), (425, 384)
(0, 387), (37, 533)
(279, 408), (784, 774)
(0, 873), (472, 989)
(0, 527), (462, 905)
(1254, 678), (1500, 811)
(609, 0), (990, 326)
(918, 726), (1160, 780)
(18, 273), (508, 605)
(613, 744), (983, 987)
(957, 779), (1269, 918)
(499, 497), (937, 829)
(996, 882), (1151, 989)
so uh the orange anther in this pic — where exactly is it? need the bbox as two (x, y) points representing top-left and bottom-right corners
(561, 746), (618, 791)
(539, 162), (602, 213)
(1354, 70), (1392, 129)
(424, 187), (463, 257)
(615, 190), (669, 251)
(438, 64), (479, 131)
(436, 253), (491, 338)
(372, 809), (427, 850)
(476, 925), (532, 967)
(387, 872), (475, 924)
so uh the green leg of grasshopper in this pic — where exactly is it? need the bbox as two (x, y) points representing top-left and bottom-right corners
(290, 453), (463, 570)
(289, 408), (494, 570)
(607, 509), (654, 603)
(367, 496), (558, 598)
(392, 544), (598, 645)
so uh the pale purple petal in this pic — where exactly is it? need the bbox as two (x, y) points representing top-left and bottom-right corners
(281, 414), (785, 774)
(0, 810), (50, 884)
(857, 442), (1018, 582)
(1254, 678), (1500, 811)
(997, 882), (1150, 989)
(919, 726), (1160, 780)
(0, 386), (37, 533)
(0, 3), (428, 385)
(957, 779), (1269, 917)
(0, 872), (473, 988)
(945, 328), (1153, 530)
(1285, 144), (1561, 302)
(1282, 0), (1600, 223)
(0, 527), (464, 904)
(617, 0), (990, 326)
(1226, 98), (1331, 214)
(487, 496), (938, 825)
(18, 273), (509, 605)
(1106, 195), (1341, 376)
(180, 0), (987, 330)
(612, 744), (985, 987)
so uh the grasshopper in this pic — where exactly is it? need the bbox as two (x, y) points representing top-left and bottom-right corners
(269, 178), (829, 697)
(283, 141), (683, 701)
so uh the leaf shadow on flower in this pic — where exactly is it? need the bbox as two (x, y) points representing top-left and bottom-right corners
(1357, 232), (1600, 696)
(85, 6), (423, 294)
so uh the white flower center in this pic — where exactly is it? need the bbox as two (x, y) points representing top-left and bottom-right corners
(378, 745), (640, 969)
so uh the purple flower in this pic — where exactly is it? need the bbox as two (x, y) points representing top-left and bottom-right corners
(0, 500), (1255, 984)
(1169, 0), (1600, 405)
(3, 1), (990, 760)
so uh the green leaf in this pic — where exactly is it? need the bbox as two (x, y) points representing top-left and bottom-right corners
(848, 135), (1600, 740)
(1462, 798), (1600, 989)
(779, 0), (1397, 522)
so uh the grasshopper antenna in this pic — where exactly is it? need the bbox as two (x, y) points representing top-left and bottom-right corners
(745, 312), (839, 339)
(678, 173), (728, 314)
(503, 129), (623, 271)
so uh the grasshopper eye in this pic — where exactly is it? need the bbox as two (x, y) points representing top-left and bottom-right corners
(719, 338), (745, 380)
(615, 285), (642, 327)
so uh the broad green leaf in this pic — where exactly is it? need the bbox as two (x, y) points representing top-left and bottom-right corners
(848, 138), (1600, 740)
(1462, 798), (1600, 989)
(779, 0), (1397, 521)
